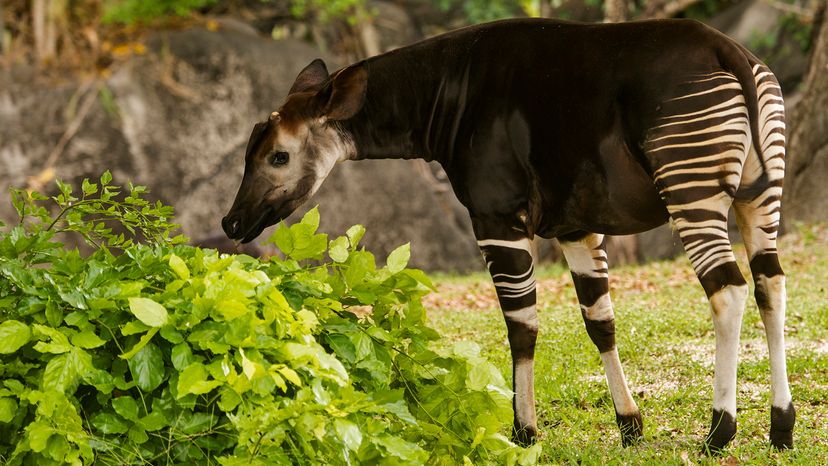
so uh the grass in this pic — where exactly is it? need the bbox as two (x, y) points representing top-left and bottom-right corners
(422, 224), (828, 465)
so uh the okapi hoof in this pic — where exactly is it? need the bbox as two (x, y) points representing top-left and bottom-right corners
(770, 402), (796, 450)
(702, 409), (736, 455)
(512, 424), (537, 447)
(616, 411), (644, 447)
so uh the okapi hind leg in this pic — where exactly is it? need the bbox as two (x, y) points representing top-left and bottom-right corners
(476, 235), (539, 446)
(559, 232), (643, 447)
(734, 196), (795, 449)
(733, 62), (795, 450)
(643, 69), (754, 454)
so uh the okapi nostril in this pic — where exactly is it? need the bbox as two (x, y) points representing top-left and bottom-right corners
(222, 216), (241, 237)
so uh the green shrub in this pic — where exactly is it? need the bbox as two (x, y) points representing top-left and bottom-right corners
(0, 173), (540, 465)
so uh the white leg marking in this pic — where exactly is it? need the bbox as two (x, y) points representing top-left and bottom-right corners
(601, 349), (639, 416)
(506, 305), (538, 431)
(581, 293), (614, 322)
(503, 305), (539, 327)
(759, 275), (793, 409)
(560, 235), (607, 277)
(709, 284), (749, 416)
(514, 357), (537, 431)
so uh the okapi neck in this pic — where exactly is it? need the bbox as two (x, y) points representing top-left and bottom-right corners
(340, 43), (474, 165)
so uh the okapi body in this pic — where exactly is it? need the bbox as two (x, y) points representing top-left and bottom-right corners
(222, 18), (794, 453)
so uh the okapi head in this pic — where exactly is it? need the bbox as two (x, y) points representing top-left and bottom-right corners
(222, 59), (368, 243)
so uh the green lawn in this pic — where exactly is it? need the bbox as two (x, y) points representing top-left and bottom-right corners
(423, 224), (828, 465)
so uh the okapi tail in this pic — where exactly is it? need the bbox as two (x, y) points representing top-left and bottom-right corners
(716, 38), (787, 196)
(716, 39), (764, 164)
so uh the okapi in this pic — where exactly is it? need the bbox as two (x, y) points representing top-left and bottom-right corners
(222, 18), (794, 453)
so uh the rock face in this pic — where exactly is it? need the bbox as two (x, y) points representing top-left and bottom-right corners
(0, 25), (483, 271)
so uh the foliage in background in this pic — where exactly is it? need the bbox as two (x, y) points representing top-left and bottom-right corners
(0, 174), (540, 465)
(102, 0), (219, 24)
(433, 0), (533, 23)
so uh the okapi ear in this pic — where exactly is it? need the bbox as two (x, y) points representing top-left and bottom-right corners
(289, 59), (330, 94)
(245, 121), (269, 159)
(322, 63), (368, 121)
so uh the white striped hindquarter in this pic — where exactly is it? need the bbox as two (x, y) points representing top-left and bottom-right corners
(644, 63), (794, 452)
(645, 70), (749, 278)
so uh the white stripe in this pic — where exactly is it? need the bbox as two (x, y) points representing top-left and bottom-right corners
(648, 133), (747, 153)
(657, 95), (747, 123)
(653, 107), (747, 132)
(491, 267), (534, 281)
(477, 238), (532, 251)
(581, 293), (614, 321)
(503, 305), (538, 323)
(666, 82), (743, 102)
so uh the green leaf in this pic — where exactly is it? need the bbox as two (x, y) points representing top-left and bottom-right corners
(100, 170), (113, 185)
(171, 343), (197, 371)
(128, 297), (169, 327)
(127, 342), (165, 392)
(177, 412), (217, 435)
(0, 320), (31, 353)
(32, 324), (72, 354)
(27, 421), (54, 452)
(122, 320), (150, 336)
(120, 327), (159, 359)
(301, 206), (320, 231)
(329, 236), (350, 262)
(468, 362), (498, 391)
(43, 353), (79, 392)
(326, 333), (356, 363)
(71, 329), (106, 349)
(240, 348), (259, 380)
(169, 253), (190, 280)
(0, 397), (18, 423)
(138, 411), (168, 431)
(375, 434), (424, 461)
(271, 223), (294, 255)
(218, 387), (242, 412)
(112, 396), (139, 421)
(128, 425), (149, 444)
(353, 332), (373, 361)
(177, 363), (221, 397)
(386, 243), (410, 274)
(82, 178), (98, 196)
(346, 224), (366, 248)
(91, 412), (129, 434)
(278, 366), (302, 387)
(335, 418), (362, 451)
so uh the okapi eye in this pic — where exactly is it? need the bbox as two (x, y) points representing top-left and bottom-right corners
(269, 151), (289, 166)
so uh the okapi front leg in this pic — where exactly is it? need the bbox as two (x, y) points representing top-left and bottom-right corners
(477, 237), (538, 446)
(559, 233), (643, 447)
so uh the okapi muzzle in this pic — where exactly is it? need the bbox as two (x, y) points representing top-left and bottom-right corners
(222, 59), (367, 243)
